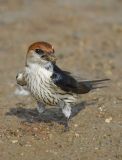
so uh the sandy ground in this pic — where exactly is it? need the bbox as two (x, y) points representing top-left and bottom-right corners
(0, 0), (122, 160)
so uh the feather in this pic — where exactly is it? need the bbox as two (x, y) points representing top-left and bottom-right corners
(51, 64), (110, 94)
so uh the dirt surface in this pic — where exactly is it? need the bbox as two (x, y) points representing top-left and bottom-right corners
(0, 0), (122, 160)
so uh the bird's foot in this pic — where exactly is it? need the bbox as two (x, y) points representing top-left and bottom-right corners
(37, 102), (45, 114)
(62, 117), (70, 132)
(37, 106), (45, 114)
(64, 123), (69, 132)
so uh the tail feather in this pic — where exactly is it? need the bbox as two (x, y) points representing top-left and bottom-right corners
(78, 79), (110, 94)
(83, 78), (110, 83)
(92, 85), (107, 90)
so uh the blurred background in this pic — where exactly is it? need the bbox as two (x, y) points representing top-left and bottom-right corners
(0, 0), (122, 160)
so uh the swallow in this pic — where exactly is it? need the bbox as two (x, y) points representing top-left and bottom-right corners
(16, 41), (109, 129)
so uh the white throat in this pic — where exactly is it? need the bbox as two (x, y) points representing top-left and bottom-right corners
(26, 62), (53, 78)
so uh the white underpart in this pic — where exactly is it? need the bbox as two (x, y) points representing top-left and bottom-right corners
(25, 63), (58, 105)
(25, 62), (77, 118)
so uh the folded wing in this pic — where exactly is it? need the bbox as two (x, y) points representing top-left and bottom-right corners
(51, 64), (110, 94)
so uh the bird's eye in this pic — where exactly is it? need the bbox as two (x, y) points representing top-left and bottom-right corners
(35, 49), (43, 55)
(35, 49), (46, 58)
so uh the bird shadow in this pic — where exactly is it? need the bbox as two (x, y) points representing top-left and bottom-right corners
(6, 100), (96, 126)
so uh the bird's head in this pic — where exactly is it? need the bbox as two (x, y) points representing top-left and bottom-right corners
(26, 41), (56, 66)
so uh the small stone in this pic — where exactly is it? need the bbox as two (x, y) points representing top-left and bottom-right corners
(105, 117), (112, 123)
(25, 144), (32, 147)
(20, 153), (24, 156)
(25, 141), (32, 147)
(113, 101), (117, 104)
(33, 127), (38, 131)
(75, 133), (80, 137)
(74, 124), (78, 127)
(99, 107), (103, 112)
(12, 140), (18, 144)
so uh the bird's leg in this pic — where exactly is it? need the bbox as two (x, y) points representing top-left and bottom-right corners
(59, 101), (71, 131)
(36, 101), (46, 114)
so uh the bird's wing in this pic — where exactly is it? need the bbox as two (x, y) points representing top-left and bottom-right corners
(51, 64), (110, 94)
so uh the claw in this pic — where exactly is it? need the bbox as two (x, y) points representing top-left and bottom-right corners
(63, 117), (70, 132)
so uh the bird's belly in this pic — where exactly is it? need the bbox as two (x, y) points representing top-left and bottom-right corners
(25, 68), (77, 106)
(27, 75), (59, 105)
(28, 78), (77, 106)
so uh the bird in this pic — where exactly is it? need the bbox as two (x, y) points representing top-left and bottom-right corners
(16, 41), (109, 129)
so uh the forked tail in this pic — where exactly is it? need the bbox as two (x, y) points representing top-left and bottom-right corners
(78, 78), (110, 94)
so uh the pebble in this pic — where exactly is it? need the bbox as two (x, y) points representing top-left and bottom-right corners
(105, 117), (112, 123)
(74, 124), (78, 127)
(11, 140), (18, 144)
(33, 127), (38, 131)
(99, 107), (103, 112)
(20, 153), (24, 156)
(75, 133), (80, 138)
(25, 144), (32, 147)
